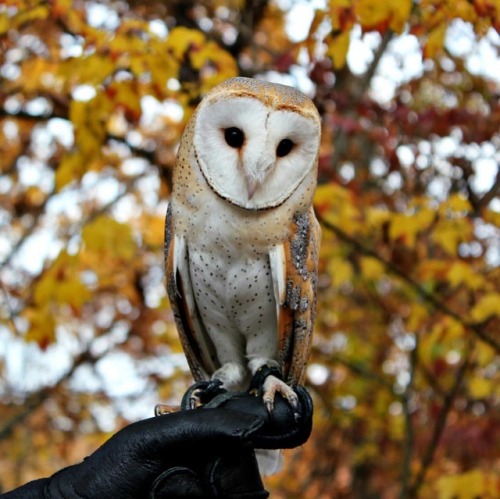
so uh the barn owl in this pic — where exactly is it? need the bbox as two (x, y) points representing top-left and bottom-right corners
(165, 77), (320, 474)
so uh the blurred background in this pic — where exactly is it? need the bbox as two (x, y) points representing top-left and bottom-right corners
(0, 1), (499, 497)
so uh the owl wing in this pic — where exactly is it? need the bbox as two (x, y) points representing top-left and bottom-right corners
(270, 206), (320, 386)
(164, 203), (218, 381)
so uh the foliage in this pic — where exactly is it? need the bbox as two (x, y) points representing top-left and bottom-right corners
(0, 1), (499, 497)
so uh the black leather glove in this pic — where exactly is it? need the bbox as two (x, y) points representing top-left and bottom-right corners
(3, 386), (313, 499)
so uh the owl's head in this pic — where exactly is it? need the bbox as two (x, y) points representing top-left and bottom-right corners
(192, 77), (321, 211)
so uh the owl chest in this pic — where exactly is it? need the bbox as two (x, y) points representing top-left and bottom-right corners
(187, 246), (274, 320)
(181, 204), (277, 321)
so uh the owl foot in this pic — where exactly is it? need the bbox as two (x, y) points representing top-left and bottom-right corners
(249, 365), (299, 415)
(262, 375), (298, 414)
(181, 379), (226, 410)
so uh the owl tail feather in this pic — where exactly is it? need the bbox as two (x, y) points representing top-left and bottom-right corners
(255, 448), (284, 476)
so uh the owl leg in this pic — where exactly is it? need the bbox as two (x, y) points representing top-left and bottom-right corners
(207, 327), (250, 391)
(211, 361), (249, 392)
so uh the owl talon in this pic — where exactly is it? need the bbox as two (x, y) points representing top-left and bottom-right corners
(189, 394), (199, 410)
(264, 398), (274, 414)
(181, 379), (225, 410)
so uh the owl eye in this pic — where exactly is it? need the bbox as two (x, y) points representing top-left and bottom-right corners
(276, 138), (294, 158)
(224, 127), (245, 149)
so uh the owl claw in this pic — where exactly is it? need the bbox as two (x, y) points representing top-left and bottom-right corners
(264, 399), (274, 414)
(189, 394), (199, 410)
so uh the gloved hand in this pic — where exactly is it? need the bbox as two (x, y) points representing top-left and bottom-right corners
(3, 386), (313, 499)
(195, 384), (314, 449)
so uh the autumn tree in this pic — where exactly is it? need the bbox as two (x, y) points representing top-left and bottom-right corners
(1, 1), (499, 497)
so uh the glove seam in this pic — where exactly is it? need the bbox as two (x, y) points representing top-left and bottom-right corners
(45, 472), (89, 499)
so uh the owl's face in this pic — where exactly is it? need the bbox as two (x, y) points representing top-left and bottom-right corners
(192, 78), (321, 210)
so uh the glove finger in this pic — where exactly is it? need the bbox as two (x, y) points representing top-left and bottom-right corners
(121, 408), (265, 460)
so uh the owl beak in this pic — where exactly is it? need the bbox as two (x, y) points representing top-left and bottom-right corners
(244, 160), (274, 200)
(245, 176), (259, 200)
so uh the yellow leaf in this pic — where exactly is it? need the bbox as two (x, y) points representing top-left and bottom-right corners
(476, 342), (495, 366)
(59, 54), (115, 86)
(56, 278), (92, 310)
(25, 306), (56, 349)
(329, 0), (353, 31)
(12, 4), (49, 28)
(314, 183), (361, 234)
(141, 214), (166, 248)
(165, 27), (206, 59)
(355, 0), (411, 33)
(470, 293), (500, 323)
(82, 215), (136, 262)
(388, 0), (412, 33)
(446, 317), (465, 339)
(359, 257), (385, 280)
(326, 30), (351, 69)
(56, 152), (86, 191)
(443, 193), (472, 215)
(106, 81), (142, 122)
(406, 302), (428, 332)
(446, 261), (485, 290)
(424, 24), (446, 59)
(33, 251), (90, 311)
(0, 14), (10, 35)
(19, 58), (61, 93)
(365, 207), (390, 228)
(436, 469), (497, 499)
(69, 94), (112, 157)
(468, 376), (493, 399)
(328, 257), (353, 288)
(431, 218), (472, 255)
(355, 0), (388, 29)
(484, 208), (500, 228)
(418, 259), (450, 281)
(131, 52), (177, 90)
(389, 208), (434, 247)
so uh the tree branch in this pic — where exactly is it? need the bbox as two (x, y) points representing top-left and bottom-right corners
(399, 339), (418, 499)
(0, 350), (96, 442)
(408, 351), (472, 497)
(329, 30), (394, 170)
(0, 190), (52, 272)
(331, 354), (398, 393)
(478, 167), (500, 209)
